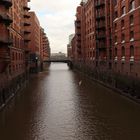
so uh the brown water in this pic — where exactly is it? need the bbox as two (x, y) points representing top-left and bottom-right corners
(0, 63), (140, 140)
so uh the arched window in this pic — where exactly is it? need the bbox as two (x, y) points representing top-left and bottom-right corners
(121, 33), (125, 42)
(130, 15), (134, 25)
(130, 45), (134, 56)
(130, 31), (134, 41)
(121, 46), (125, 56)
(121, 20), (124, 28)
(129, 0), (135, 11)
(115, 48), (117, 56)
(121, 6), (126, 15)
(114, 35), (117, 43)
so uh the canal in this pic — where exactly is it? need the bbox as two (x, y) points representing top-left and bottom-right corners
(0, 63), (140, 140)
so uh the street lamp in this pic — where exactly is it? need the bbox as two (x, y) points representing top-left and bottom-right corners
(35, 56), (38, 73)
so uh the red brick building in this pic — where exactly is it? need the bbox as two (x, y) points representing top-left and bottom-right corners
(70, 0), (140, 96)
(28, 11), (41, 73)
(71, 35), (76, 63)
(67, 34), (75, 60)
(113, 0), (140, 78)
(84, 0), (95, 66)
(0, 0), (31, 105)
(74, 2), (85, 66)
(40, 28), (50, 62)
(23, 0), (31, 76)
(72, 0), (140, 74)
(0, 1), (51, 107)
(0, 0), (13, 104)
(9, 0), (31, 88)
(74, 0), (113, 70)
(94, 0), (112, 70)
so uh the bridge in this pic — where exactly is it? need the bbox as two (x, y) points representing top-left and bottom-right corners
(43, 58), (73, 68)
(43, 59), (71, 63)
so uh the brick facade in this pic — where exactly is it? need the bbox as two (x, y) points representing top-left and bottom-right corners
(28, 12), (41, 73)
(70, 0), (140, 97)
(0, 0), (31, 105)
(0, 0), (13, 104)
(72, 0), (140, 77)
(113, 0), (140, 78)
(40, 28), (50, 62)
(0, 0), (50, 107)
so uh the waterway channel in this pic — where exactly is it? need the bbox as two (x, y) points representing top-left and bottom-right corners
(0, 63), (140, 140)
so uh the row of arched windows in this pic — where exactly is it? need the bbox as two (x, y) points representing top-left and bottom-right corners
(114, 45), (134, 57)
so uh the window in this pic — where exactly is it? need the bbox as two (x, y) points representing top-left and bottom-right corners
(12, 52), (14, 60)
(121, 46), (125, 56)
(114, 11), (118, 19)
(130, 45), (134, 63)
(121, 20), (125, 28)
(121, 6), (126, 15)
(114, 0), (117, 6)
(130, 15), (134, 25)
(130, 0), (135, 11)
(121, 33), (125, 42)
(9, 65), (11, 74)
(115, 35), (117, 43)
(130, 45), (134, 56)
(114, 23), (117, 30)
(130, 31), (134, 41)
(115, 48), (117, 56)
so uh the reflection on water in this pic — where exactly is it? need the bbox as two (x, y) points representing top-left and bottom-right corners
(0, 63), (140, 140)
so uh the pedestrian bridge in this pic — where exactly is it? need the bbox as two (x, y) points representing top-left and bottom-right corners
(43, 58), (73, 68)
(43, 59), (71, 63)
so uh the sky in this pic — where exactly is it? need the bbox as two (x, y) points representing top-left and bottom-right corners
(30, 0), (80, 54)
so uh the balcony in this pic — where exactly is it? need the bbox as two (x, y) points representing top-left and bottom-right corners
(75, 20), (80, 24)
(96, 25), (106, 31)
(0, 50), (10, 73)
(24, 48), (30, 54)
(96, 35), (106, 40)
(24, 35), (31, 43)
(95, 2), (105, 9)
(0, 51), (10, 60)
(77, 44), (81, 49)
(96, 15), (105, 20)
(0, 0), (12, 8)
(23, 6), (30, 11)
(77, 38), (81, 42)
(75, 23), (81, 29)
(77, 49), (81, 55)
(24, 38), (31, 42)
(24, 22), (31, 26)
(0, 36), (12, 46)
(96, 41), (106, 49)
(98, 45), (106, 49)
(0, 13), (13, 25)
(24, 14), (30, 19)
(76, 33), (81, 36)
(0, 61), (10, 73)
(24, 31), (31, 34)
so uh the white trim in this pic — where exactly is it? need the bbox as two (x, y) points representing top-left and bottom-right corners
(130, 38), (134, 42)
(121, 40), (125, 44)
(113, 6), (140, 22)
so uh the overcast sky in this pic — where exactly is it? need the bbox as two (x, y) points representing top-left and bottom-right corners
(30, 0), (80, 54)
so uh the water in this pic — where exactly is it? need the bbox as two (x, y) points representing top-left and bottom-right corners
(0, 63), (140, 140)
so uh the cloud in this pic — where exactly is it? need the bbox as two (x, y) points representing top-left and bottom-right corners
(30, 0), (80, 53)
